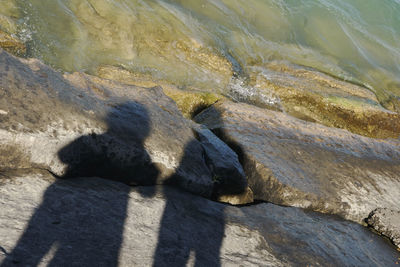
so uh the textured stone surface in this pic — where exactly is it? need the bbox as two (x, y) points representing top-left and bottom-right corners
(194, 126), (247, 196)
(217, 186), (254, 205)
(0, 30), (25, 57)
(367, 208), (400, 249)
(96, 65), (224, 118)
(195, 101), (400, 222)
(249, 62), (400, 138)
(0, 49), (219, 197)
(0, 173), (399, 266)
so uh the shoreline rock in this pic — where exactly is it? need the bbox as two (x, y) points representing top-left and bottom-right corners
(248, 62), (400, 139)
(96, 65), (225, 118)
(0, 30), (25, 57)
(1, 45), (400, 264)
(367, 208), (400, 249)
(195, 100), (400, 223)
(0, 48), (246, 197)
(0, 173), (399, 266)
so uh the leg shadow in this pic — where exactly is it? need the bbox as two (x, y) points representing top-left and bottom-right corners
(1, 101), (159, 266)
(153, 140), (225, 267)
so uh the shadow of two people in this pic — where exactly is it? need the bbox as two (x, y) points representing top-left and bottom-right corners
(1, 101), (225, 267)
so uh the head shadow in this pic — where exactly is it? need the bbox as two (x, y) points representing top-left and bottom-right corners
(0, 101), (161, 267)
(57, 100), (159, 197)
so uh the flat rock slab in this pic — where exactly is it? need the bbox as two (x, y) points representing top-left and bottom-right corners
(0, 49), (222, 196)
(195, 101), (400, 222)
(367, 208), (400, 249)
(249, 61), (400, 139)
(0, 173), (399, 266)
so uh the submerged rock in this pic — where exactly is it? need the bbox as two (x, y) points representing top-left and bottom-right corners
(0, 173), (398, 266)
(367, 208), (400, 249)
(97, 65), (224, 118)
(195, 100), (400, 222)
(0, 49), (222, 197)
(0, 30), (25, 57)
(249, 62), (400, 139)
(0, 1), (20, 19)
(0, 15), (18, 35)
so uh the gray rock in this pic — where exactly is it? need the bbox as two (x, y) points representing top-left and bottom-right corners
(367, 208), (400, 249)
(0, 48), (214, 196)
(194, 101), (400, 222)
(0, 173), (399, 266)
(193, 126), (247, 195)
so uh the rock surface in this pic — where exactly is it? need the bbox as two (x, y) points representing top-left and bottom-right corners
(0, 30), (25, 57)
(367, 208), (400, 249)
(97, 65), (224, 118)
(217, 186), (254, 205)
(193, 126), (247, 195)
(195, 100), (400, 222)
(249, 62), (400, 138)
(0, 173), (399, 266)
(0, 49), (245, 197)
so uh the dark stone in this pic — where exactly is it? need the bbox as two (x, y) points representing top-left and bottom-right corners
(193, 125), (247, 196)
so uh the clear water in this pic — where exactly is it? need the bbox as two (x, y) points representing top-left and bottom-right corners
(2, 0), (400, 101)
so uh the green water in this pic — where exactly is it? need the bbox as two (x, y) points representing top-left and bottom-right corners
(1, 0), (400, 101)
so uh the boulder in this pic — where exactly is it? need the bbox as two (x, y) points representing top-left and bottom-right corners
(0, 49), (217, 196)
(194, 100), (400, 222)
(0, 173), (399, 266)
(248, 62), (400, 138)
(367, 208), (400, 249)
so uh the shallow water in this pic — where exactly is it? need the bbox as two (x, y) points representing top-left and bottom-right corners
(2, 0), (400, 102)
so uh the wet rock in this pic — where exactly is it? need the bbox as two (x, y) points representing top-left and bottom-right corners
(0, 1), (21, 19)
(96, 65), (224, 118)
(367, 208), (400, 249)
(193, 126), (247, 195)
(194, 100), (400, 222)
(0, 30), (25, 57)
(381, 95), (400, 114)
(0, 49), (215, 196)
(249, 62), (400, 139)
(0, 173), (398, 266)
(0, 15), (18, 35)
(35, 0), (235, 91)
(217, 186), (254, 205)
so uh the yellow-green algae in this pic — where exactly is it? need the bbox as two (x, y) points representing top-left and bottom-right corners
(3, 0), (400, 102)
(0, 29), (26, 57)
(2, 0), (400, 138)
(249, 62), (400, 139)
(97, 65), (224, 119)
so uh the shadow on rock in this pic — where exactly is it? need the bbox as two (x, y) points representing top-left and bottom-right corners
(58, 101), (160, 192)
(153, 143), (225, 267)
(1, 100), (231, 266)
(1, 102), (159, 266)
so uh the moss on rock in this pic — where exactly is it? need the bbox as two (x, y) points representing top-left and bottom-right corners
(0, 0), (21, 19)
(96, 65), (224, 118)
(0, 29), (26, 57)
(249, 62), (400, 139)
